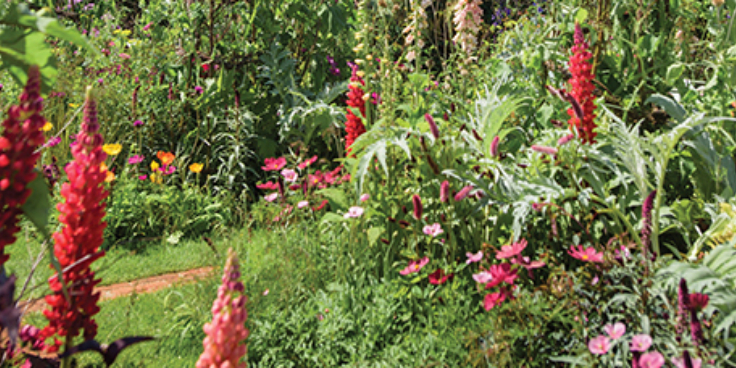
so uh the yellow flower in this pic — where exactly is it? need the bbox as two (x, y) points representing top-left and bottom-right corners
(150, 160), (160, 171)
(150, 172), (162, 184)
(102, 143), (122, 156)
(105, 170), (115, 183)
(42, 122), (53, 132)
(69, 103), (79, 108)
(100, 162), (108, 172)
(189, 163), (203, 173)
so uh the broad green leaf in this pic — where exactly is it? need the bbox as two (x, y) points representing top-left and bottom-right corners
(21, 172), (50, 237)
(645, 94), (686, 123)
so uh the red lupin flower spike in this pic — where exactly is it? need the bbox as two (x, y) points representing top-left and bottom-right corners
(0, 65), (45, 266)
(567, 23), (597, 144)
(40, 86), (108, 352)
(345, 63), (366, 155)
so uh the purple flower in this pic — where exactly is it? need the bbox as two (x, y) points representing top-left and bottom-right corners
(425, 113), (439, 139)
(195, 86), (204, 94)
(128, 155), (144, 165)
(97, 78), (104, 84)
(143, 22), (153, 31)
(133, 120), (143, 127)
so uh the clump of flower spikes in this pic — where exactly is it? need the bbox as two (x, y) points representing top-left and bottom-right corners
(567, 23), (597, 144)
(40, 86), (108, 351)
(403, 0), (432, 61)
(345, 63), (367, 156)
(0, 65), (45, 267)
(452, 0), (483, 55)
(197, 248), (249, 368)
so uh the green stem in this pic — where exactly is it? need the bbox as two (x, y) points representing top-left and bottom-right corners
(591, 195), (643, 248)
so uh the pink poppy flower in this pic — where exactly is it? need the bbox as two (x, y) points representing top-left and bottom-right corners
(496, 239), (528, 259)
(472, 271), (493, 284)
(568, 245), (604, 263)
(484, 291), (506, 311)
(588, 335), (610, 355)
(262, 157), (287, 171)
(281, 168), (298, 182)
(399, 257), (429, 275)
(639, 352), (665, 368)
(423, 223), (444, 237)
(466, 251), (483, 264)
(428, 269), (451, 285)
(128, 155), (144, 165)
(630, 334), (652, 352)
(344, 206), (364, 218)
(297, 155), (318, 169)
(360, 193), (370, 202)
(264, 193), (279, 202)
(297, 200), (309, 209)
(256, 181), (279, 190)
(604, 322), (626, 339)
(484, 263), (518, 288)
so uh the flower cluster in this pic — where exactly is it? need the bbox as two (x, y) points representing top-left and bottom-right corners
(197, 248), (249, 368)
(41, 87), (108, 351)
(0, 66), (45, 267)
(452, 0), (484, 56)
(403, 0), (432, 61)
(567, 23), (597, 144)
(345, 64), (366, 155)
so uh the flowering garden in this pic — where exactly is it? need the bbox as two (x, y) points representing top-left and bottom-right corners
(1, 0), (736, 366)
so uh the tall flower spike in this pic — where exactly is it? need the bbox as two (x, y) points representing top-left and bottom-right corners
(345, 64), (366, 156)
(676, 278), (690, 343)
(0, 66), (45, 266)
(452, 0), (484, 56)
(197, 248), (249, 368)
(567, 23), (597, 144)
(41, 86), (107, 351)
(641, 190), (656, 257)
(412, 194), (423, 220)
(403, 0), (432, 61)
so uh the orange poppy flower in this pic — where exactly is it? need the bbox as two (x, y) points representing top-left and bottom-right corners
(156, 151), (176, 166)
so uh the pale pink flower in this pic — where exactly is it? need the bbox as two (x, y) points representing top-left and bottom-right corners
(630, 334), (652, 352)
(264, 192), (279, 202)
(558, 134), (575, 146)
(423, 223), (444, 237)
(531, 145), (558, 155)
(568, 245), (604, 263)
(604, 322), (626, 339)
(452, 0), (483, 55)
(344, 206), (364, 218)
(672, 355), (701, 368)
(466, 251), (483, 264)
(297, 200), (309, 209)
(196, 248), (249, 368)
(281, 168), (298, 182)
(472, 271), (493, 284)
(399, 256), (429, 275)
(454, 185), (473, 201)
(360, 193), (370, 202)
(262, 289), (269, 296)
(588, 335), (610, 355)
(638, 352), (665, 368)
(496, 239), (528, 259)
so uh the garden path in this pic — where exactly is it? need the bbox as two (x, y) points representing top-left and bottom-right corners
(19, 266), (216, 315)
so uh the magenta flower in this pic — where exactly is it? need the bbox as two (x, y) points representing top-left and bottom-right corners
(344, 206), (364, 218)
(44, 136), (61, 148)
(128, 155), (144, 165)
(138, 175), (148, 180)
(425, 113), (439, 139)
(473, 271), (493, 284)
(119, 53), (131, 59)
(428, 269), (451, 285)
(490, 135), (500, 158)
(412, 194), (423, 220)
(440, 180), (450, 203)
(359, 193), (370, 202)
(297, 155), (318, 169)
(281, 168), (298, 182)
(604, 322), (626, 339)
(568, 245), (604, 263)
(466, 251), (483, 264)
(638, 352), (664, 368)
(133, 120), (143, 127)
(194, 85), (204, 94)
(399, 256), (429, 275)
(160, 165), (176, 175)
(423, 223), (444, 237)
(630, 334), (652, 352)
(454, 185), (473, 201)
(297, 200), (309, 209)
(496, 239), (528, 259)
(484, 263), (518, 288)
(264, 192), (279, 202)
(588, 335), (610, 355)
(484, 291), (507, 311)
(531, 145), (558, 155)
(262, 157), (287, 171)
(142, 22), (153, 31)
(256, 181), (279, 190)
(688, 293), (709, 312)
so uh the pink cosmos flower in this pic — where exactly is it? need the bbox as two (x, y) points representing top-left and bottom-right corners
(484, 291), (506, 311)
(484, 263), (518, 288)
(568, 245), (604, 263)
(466, 251), (483, 264)
(256, 181), (279, 190)
(128, 155), (144, 165)
(360, 193), (370, 202)
(472, 271), (493, 284)
(630, 334), (652, 352)
(297, 200), (309, 209)
(264, 193), (279, 202)
(344, 206), (364, 218)
(281, 168), (298, 182)
(638, 352), (665, 368)
(423, 223), (443, 237)
(531, 145), (558, 155)
(588, 335), (610, 355)
(262, 157), (286, 171)
(604, 322), (626, 339)
(428, 269), (451, 285)
(496, 239), (528, 259)
(138, 175), (148, 180)
(399, 257), (429, 275)
(454, 185), (473, 201)
(297, 155), (318, 169)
